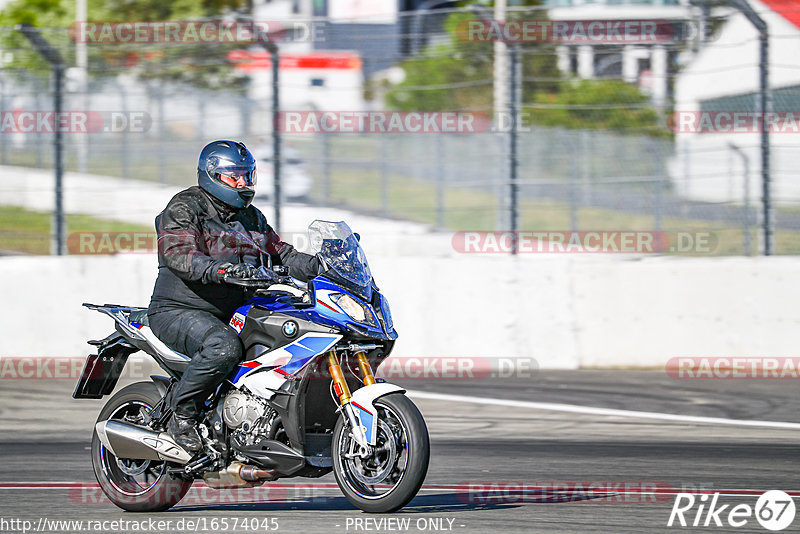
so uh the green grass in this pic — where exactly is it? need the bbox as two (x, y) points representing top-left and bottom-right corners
(0, 206), (154, 255)
(5, 133), (799, 255)
(315, 168), (800, 256)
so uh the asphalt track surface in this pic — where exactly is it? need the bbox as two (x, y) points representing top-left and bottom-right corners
(1, 364), (799, 534)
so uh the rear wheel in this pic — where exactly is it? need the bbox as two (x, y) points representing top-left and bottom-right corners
(91, 382), (192, 512)
(332, 393), (429, 513)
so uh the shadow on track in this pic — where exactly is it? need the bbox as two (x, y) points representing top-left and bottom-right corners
(171, 491), (608, 514)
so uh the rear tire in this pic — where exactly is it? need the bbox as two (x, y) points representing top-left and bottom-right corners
(91, 382), (192, 512)
(332, 393), (429, 513)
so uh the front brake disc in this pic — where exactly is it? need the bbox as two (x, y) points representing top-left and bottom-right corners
(346, 419), (398, 486)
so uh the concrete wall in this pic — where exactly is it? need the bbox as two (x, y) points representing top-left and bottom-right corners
(1, 253), (797, 368)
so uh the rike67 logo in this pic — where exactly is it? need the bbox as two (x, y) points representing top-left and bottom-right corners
(668, 491), (796, 531)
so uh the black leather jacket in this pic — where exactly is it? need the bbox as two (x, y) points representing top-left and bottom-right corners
(148, 186), (319, 320)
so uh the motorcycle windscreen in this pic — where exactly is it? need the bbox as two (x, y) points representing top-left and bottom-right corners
(308, 220), (372, 297)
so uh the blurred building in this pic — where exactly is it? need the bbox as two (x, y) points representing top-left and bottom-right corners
(232, 50), (364, 110)
(669, 0), (800, 205)
(544, 0), (696, 108)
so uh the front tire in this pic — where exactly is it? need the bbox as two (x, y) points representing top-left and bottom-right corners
(332, 393), (429, 513)
(91, 382), (192, 512)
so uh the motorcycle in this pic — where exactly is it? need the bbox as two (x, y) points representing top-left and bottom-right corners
(73, 220), (429, 513)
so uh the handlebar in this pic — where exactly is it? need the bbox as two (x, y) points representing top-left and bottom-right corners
(224, 275), (293, 288)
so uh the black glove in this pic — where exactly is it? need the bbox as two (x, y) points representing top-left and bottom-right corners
(214, 262), (258, 283)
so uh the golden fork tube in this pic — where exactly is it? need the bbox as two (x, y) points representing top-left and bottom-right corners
(356, 351), (376, 386)
(327, 351), (352, 404)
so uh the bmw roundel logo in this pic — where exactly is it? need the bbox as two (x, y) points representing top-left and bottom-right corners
(282, 320), (298, 338)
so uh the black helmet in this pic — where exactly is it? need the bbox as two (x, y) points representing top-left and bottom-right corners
(197, 140), (257, 209)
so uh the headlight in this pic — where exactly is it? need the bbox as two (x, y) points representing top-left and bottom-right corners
(331, 293), (377, 327)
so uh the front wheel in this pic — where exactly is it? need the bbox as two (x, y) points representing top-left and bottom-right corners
(332, 393), (430, 513)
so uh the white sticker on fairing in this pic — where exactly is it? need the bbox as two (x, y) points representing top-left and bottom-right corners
(229, 312), (246, 334)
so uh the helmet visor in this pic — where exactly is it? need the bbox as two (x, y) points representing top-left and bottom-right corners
(218, 167), (257, 187)
(208, 157), (257, 187)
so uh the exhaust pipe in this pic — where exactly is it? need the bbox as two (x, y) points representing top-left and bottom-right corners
(203, 462), (277, 489)
(95, 420), (193, 464)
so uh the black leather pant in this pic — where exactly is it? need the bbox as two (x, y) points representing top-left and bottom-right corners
(148, 309), (243, 420)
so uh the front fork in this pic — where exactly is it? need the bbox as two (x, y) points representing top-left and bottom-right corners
(327, 350), (374, 452)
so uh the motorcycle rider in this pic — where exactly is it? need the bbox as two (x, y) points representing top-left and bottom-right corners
(147, 140), (321, 451)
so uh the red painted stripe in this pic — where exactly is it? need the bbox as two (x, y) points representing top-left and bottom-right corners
(351, 401), (371, 414)
(760, 0), (800, 31)
(227, 51), (362, 71)
(241, 361), (260, 369)
(318, 300), (339, 313)
(275, 368), (290, 376)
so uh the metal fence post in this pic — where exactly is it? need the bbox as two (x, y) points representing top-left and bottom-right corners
(727, 0), (771, 253)
(53, 63), (66, 255)
(508, 44), (520, 254)
(759, 29), (772, 255)
(270, 45), (281, 233)
(18, 24), (66, 255)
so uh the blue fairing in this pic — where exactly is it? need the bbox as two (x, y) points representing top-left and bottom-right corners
(229, 276), (396, 340)
(307, 277), (392, 339)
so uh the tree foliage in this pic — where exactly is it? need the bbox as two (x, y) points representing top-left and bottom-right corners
(385, 4), (665, 134)
(0, 0), (250, 90)
(528, 79), (665, 135)
(386, 10), (560, 113)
